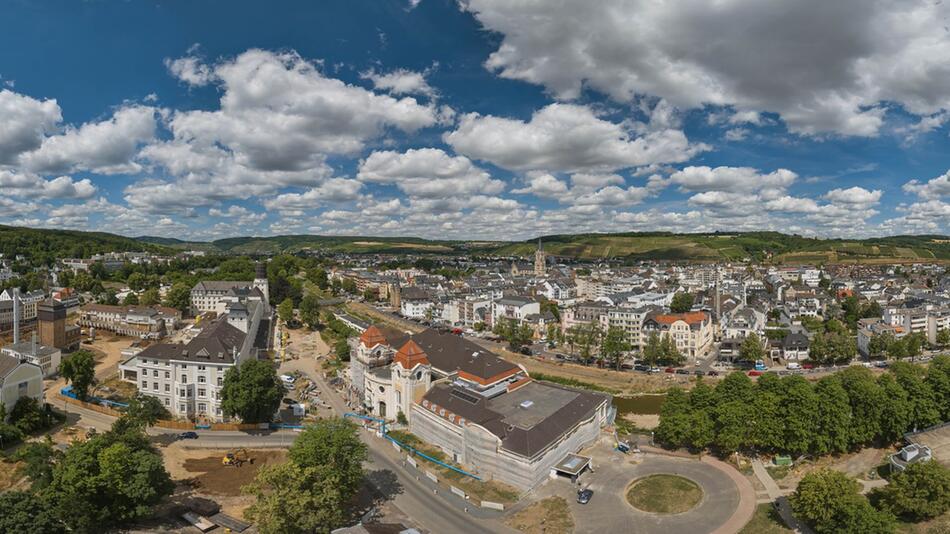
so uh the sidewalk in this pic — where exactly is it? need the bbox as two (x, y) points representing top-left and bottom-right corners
(705, 455), (757, 534)
(751, 458), (813, 534)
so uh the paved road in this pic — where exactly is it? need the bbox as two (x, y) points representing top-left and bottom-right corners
(752, 458), (812, 534)
(534, 443), (745, 534)
(308, 358), (515, 534)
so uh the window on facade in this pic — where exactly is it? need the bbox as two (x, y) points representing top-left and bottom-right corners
(198, 389), (205, 397)
(141, 380), (148, 389)
(198, 403), (206, 412)
(378, 385), (385, 393)
(165, 371), (170, 379)
(165, 384), (170, 392)
(153, 382), (158, 390)
(164, 398), (169, 406)
(181, 375), (187, 383)
(198, 376), (206, 383)
(179, 404), (185, 412)
(217, 377), (222, 386)
(152, 370), (158, 377)
(179, 389), (185, 396)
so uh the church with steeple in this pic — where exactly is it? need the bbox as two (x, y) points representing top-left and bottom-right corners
(534, 239), (546, 276)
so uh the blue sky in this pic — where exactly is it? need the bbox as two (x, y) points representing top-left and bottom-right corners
(1, 0), (950, 241)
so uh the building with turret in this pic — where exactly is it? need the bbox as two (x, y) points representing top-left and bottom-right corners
(534, 239), (546, 276)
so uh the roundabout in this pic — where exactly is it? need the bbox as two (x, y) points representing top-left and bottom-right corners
(535, 441), (754, 534)
(626, 474), (704, 514)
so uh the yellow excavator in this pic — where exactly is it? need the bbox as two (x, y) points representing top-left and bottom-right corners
(222, 449), (252, 467)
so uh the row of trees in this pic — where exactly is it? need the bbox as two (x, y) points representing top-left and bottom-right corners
(656, 358), (950, 455)
(791, 461), (950, 533)
(640, 331), (685, 367)
(867, 331), (928, 360)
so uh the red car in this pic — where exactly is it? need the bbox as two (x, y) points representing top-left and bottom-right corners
(664, 367), (675, 373)
(748, 370), (763, 377)
(802, 363), (814, 369)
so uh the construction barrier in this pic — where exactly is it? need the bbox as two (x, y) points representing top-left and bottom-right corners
(425, 470), (438, 483)
(480, 501), (505, 511)
(406, 456), (417, 468)
(56, 394), (121, 417)
(450, 486), (466, 498)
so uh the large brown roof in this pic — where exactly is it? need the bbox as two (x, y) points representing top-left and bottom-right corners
(421, 381), (608, 458)
(409, 329), (519, 381)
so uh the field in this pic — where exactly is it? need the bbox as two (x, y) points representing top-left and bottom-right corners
(505, 496), (574, 534)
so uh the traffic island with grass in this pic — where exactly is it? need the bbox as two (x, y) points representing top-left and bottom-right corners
(626, 474), (703, 514)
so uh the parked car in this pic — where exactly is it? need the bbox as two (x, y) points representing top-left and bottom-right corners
(519, 346), (532, 356)
(707, 370), (719, 376)
(634, 364), (649, 372)
(693, 370), (704, 377)
(177, 431), (199, 440)
(664, 367), (675, 373)
(748, 370), (763, 377)
(675, 368), (689, 375)
(282, 398), (297, 405)
(577, 489), (594, 504)
(786, 362), (801, 370)
(802, 363), (815, 369)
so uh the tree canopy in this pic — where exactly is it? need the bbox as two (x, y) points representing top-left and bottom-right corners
(59, 350), (96, 401)
(220, 359), (283, 423)
(244, 418), (368, 534)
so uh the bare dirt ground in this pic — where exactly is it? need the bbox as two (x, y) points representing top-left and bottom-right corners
(773, 447), (891, 491)
(162, 445), (287, 495)
(505, 496), (575, 534)
(80, 334), (137, 380)
(624, 413), (660, 430)
(161, 444), (288, 519)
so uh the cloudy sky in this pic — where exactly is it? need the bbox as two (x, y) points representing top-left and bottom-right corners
(2, 0), (950, 241)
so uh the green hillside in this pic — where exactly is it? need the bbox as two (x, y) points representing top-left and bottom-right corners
(0, 225), (170, 265)
(490, 232), (950, 263)
(137, 234), (467, 255)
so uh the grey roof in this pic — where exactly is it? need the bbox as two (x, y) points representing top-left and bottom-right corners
(3, 341), (59, 358)
(410, 329), (519, 380)
(422, 380), (608, 458)
(192, 280), (251, 292)
(0, 353), (29, 379)
(137, 315), (246, 363)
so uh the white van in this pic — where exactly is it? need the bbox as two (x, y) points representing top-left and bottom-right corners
(786, 362), (801, 370)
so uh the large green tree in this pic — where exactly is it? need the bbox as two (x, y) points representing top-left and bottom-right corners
(122, 393), (171, 429)
(45, 424), (174, 533)
(244, 418), (367, 534)
(600, 326), (631, 370)
(298, 294), (321, 329)
(277, 297), (294, 325)
(874, 461), (950, 521)
(739, 332), (765, 362)
(670, 292), (694, 313)
(59, 350), (96, 401)
(791, 469), (896, 534)
(220, 359), (283, 423)
(0, 491), (62, 533)
(811, 375), (852, 455)
(164, 282), (192, 313)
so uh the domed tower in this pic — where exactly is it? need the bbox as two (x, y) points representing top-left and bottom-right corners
(253, 262), (270, 308)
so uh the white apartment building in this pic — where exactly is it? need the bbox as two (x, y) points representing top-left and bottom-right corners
(642, 311), (715, 360)
(119, 300), (268, 421)
(491, 296), (540, 325)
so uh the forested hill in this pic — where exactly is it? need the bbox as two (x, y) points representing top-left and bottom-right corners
(491, 232), (950, 263)
(0, 225), (169, 265)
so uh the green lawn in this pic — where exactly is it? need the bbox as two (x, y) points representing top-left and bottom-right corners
(626, 474), (703, 514)
(739, 504), (793, 534)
